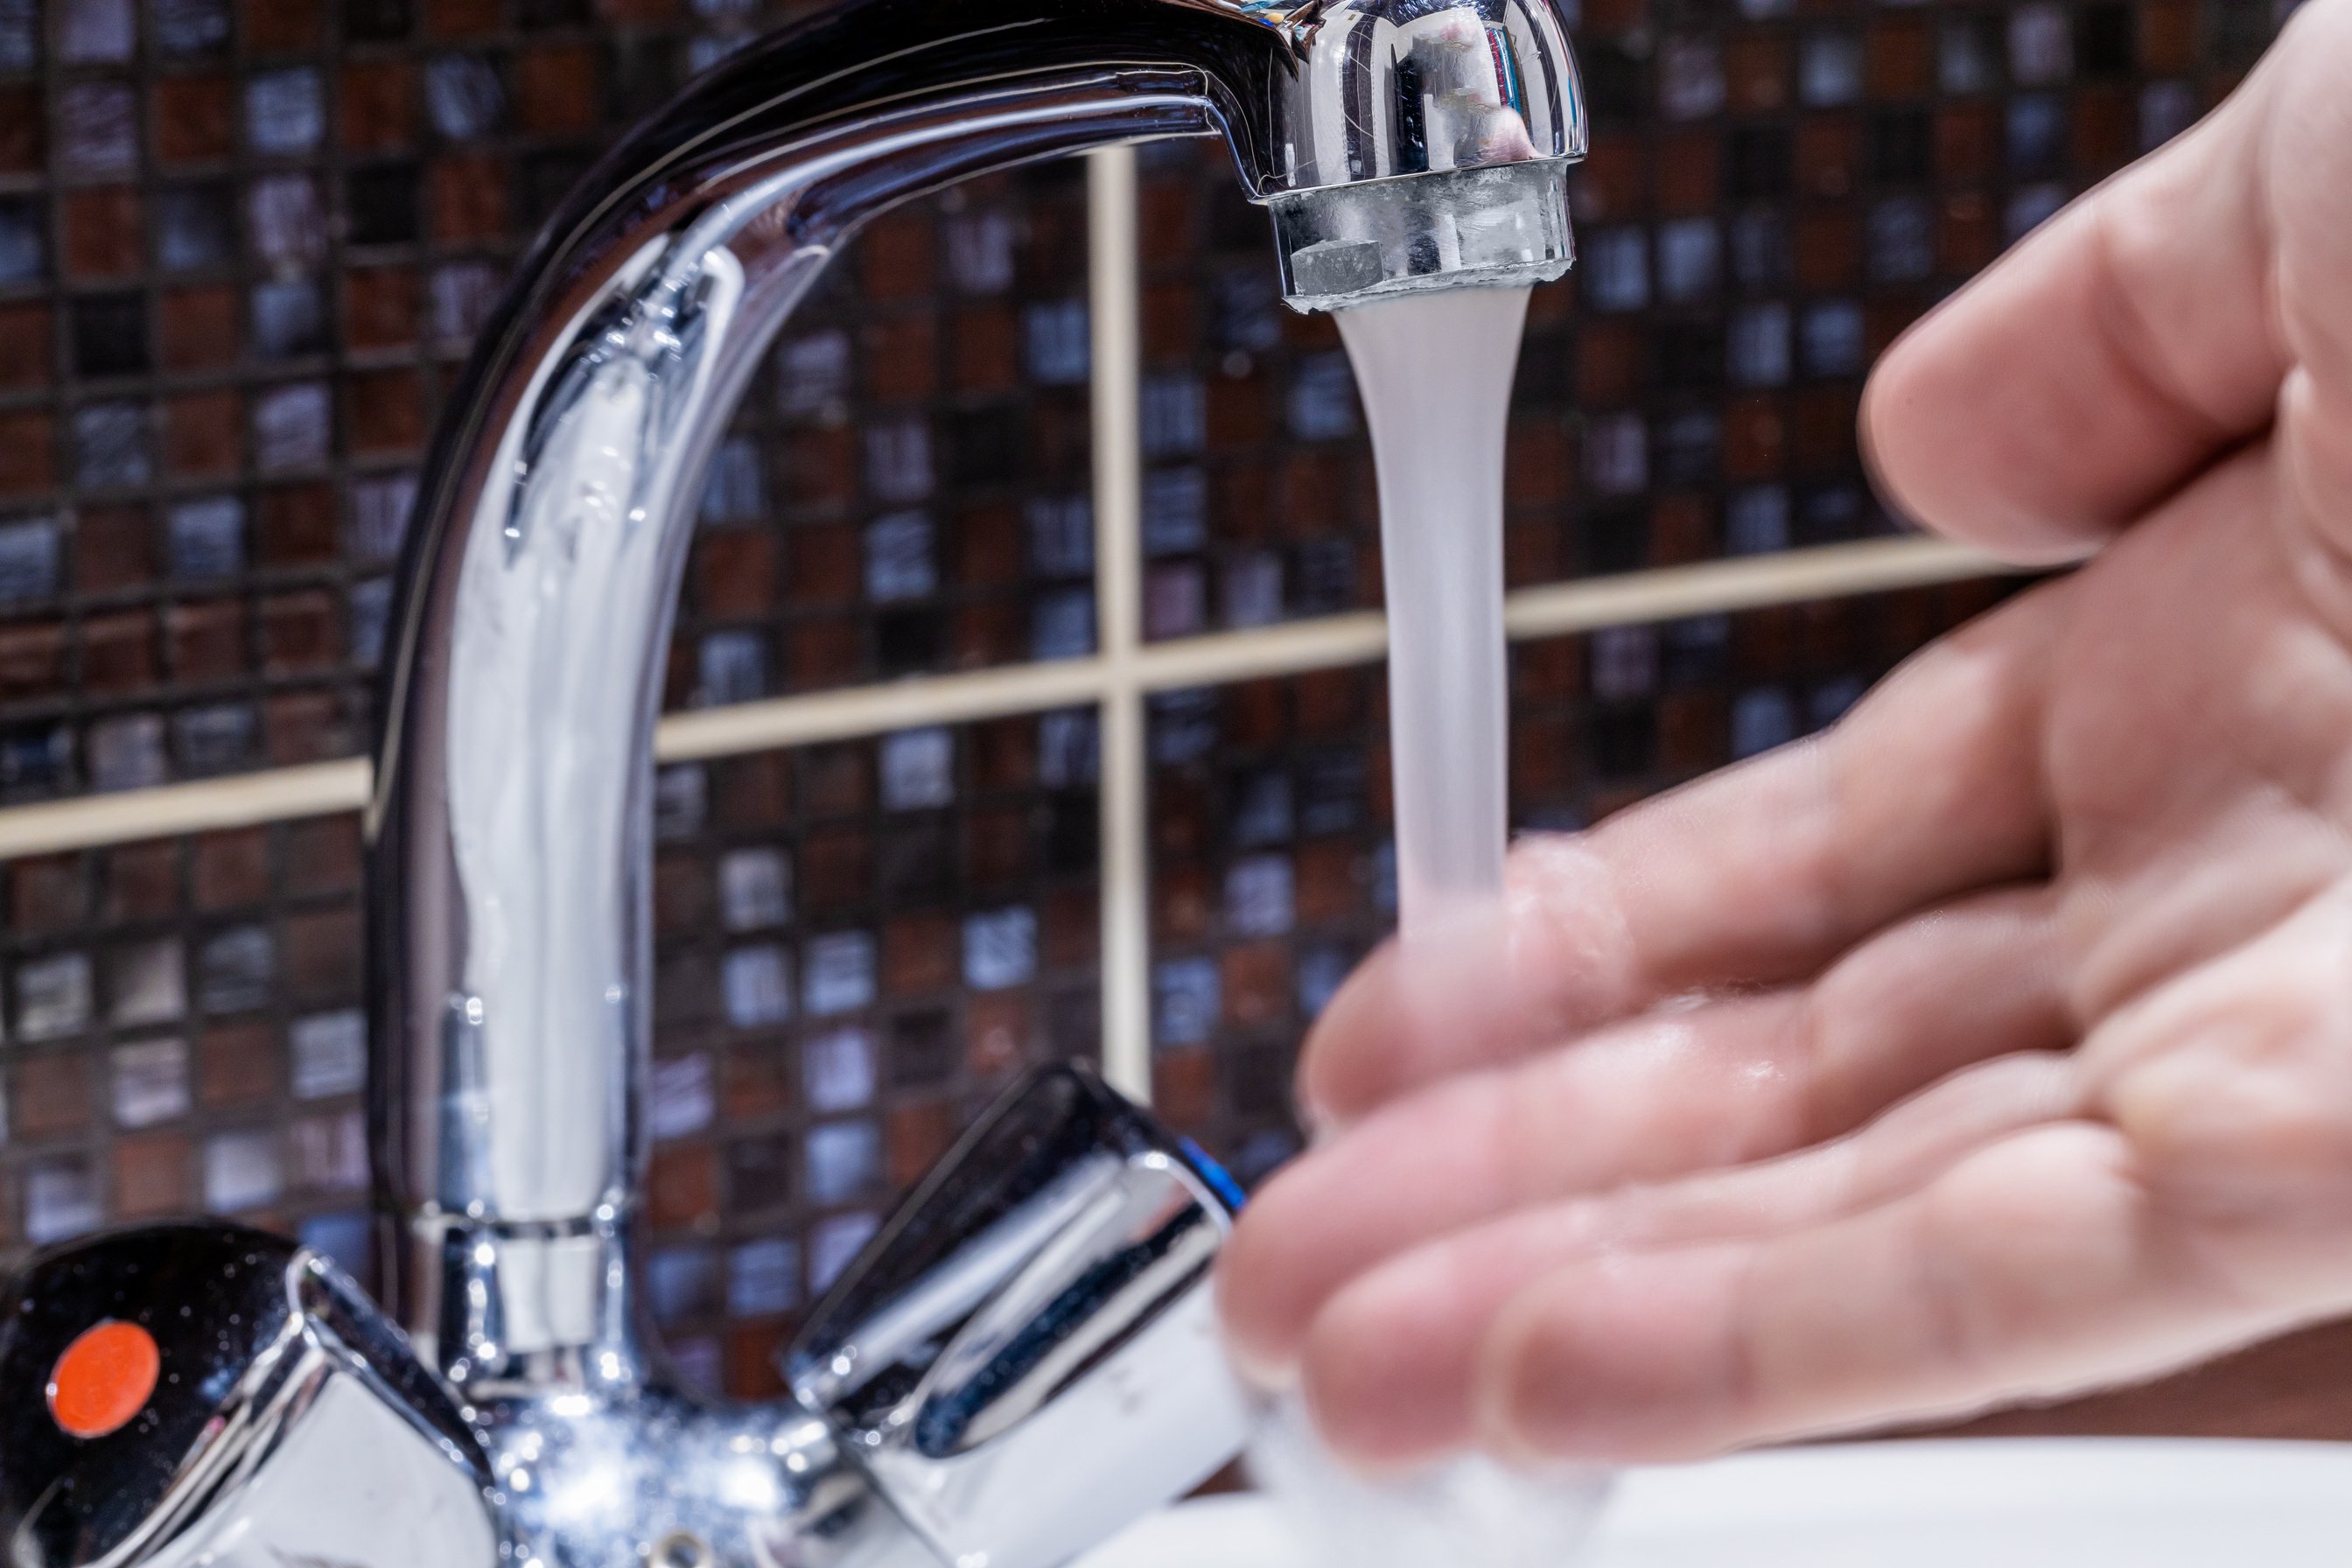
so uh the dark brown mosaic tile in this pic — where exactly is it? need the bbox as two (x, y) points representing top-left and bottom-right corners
(0, 0), (1093, 803)
(1130, 0), (2264, 638)
(0, 816), (372, 1271)
(0, 704), (1109, 1400)
(1144, 579), (2026, 1181)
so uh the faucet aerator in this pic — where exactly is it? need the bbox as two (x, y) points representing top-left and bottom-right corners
(1270, 160), (1578, 313)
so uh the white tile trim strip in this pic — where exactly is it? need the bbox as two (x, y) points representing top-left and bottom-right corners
(0, 535), (2013, 865)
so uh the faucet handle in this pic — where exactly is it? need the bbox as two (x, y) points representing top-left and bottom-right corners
(0, 1222), (500, 1568)
(790, 1063), (1252, 1568)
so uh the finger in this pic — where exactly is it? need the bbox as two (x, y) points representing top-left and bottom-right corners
(1301, 589), (2063, 1123)
(1475, 1123), (2283, 1463)
(1861, 38), (2286, 561)
(1225, 885), (2072, 1382)
(1296, 1051), (2083, 1466)
(1432, 891), (2352, 1466)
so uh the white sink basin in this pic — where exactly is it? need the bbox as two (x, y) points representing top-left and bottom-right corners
(1078, 1439), (2352, 1567)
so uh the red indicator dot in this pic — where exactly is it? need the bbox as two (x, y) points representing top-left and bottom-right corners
(47, 1320), (160, 1439)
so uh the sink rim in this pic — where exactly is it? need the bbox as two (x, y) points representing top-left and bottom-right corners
(1079, 1436), (2352, 1568)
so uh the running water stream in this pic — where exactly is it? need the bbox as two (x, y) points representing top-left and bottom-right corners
(1245, 286), (1613, 1564)
(1341, 285), (1523, 932)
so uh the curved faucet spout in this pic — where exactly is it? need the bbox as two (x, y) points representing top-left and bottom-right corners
(370, 58), (1227, 1388)
(363, 0), (1581, 1559)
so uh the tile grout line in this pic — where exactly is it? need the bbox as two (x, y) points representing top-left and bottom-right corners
(0, 536), (2021, 864)
(1087, 145), (1154, 1105)
(0, 758), (374, 863)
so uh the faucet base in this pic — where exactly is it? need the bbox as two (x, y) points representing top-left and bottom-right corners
(396, 1212), (640, 1393)
(472, 1384), (931, 1568)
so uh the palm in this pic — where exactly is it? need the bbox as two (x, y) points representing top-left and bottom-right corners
(2040, 447), (2352, 1317)
(1216, 0), (2352, 1467)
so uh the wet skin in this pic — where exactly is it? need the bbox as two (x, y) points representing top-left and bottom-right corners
(1219, 0), (2352, 1467)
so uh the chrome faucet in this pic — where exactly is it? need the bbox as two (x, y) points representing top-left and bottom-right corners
(0, 1072), (1247, 1568)
(0, 3), (1583, 1564)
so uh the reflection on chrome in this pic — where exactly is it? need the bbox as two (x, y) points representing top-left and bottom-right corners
(0, 1), (1585, 1564)
(0, 1069), (1247, 1568)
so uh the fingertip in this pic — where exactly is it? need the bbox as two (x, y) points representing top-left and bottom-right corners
(1293, 939), (1401, 1128)
(1216, 1109), (1475, 1386)
(1296, 1264), (1481, 1471)
(1860, 306), (2112, 568)
(1222, 1328), (1300, 1395)
(1472, 1254), (1743, 1466)
(1214, 1160), (1335, 1386)
(1296, 1363), (1428, 1478)
(1471, 1277), (1586, 1466)
(1856, 334), (1935, 531)
(1214, 1240), (1297, 1393)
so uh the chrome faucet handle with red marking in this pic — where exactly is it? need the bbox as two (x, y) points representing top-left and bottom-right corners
(0, 1223), (500, 1568)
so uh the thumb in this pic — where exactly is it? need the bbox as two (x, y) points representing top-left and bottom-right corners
(1861, 35), (2287, 563)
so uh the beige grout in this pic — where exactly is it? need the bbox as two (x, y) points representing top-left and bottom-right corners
(1122, 532), (2011, 689)
(1502, 534), (2005, 639)
(655, 655), (1108, 760)
(0, 759), (372, 862)
(0, 536), (2023, 863)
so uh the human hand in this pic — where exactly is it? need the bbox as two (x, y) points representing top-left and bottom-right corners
(1217, 0), (2352, 1468)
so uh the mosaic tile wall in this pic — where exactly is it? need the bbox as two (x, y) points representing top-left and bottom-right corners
(0, 703), (1110, 1396)
(635, 712), (1108, 1393)
(0, 811), (371, 1260)
(1132, 0), (2279, 636)
(677, 166), (1098, 704)
(0, 0), (1089, 805)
